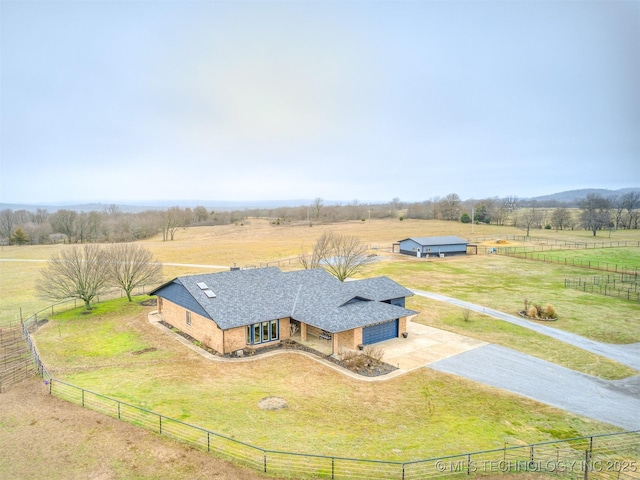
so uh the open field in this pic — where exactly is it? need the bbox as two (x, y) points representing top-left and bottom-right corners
(2, 218), (639, 325)
(34, 299), (624, 462)
(2, 218), (639, 477)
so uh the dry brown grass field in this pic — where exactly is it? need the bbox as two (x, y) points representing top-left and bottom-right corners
(4, 217), (637, 325)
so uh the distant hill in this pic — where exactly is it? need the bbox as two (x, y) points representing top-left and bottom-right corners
(2, 189), (639, 212)
(0, 199), (330, 213)
(530, 188), (640, 204)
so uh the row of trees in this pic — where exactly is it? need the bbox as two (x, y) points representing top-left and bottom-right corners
(2, 192), (639, 245)
(488, 193), (640, 236)
(40, 244), (163, 309)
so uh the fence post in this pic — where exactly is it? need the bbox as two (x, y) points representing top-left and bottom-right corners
(584, 449), (591, 480)
(159, 415), (162, 434)
(530, 445), (534, 463)
(263, 452), (267, 473)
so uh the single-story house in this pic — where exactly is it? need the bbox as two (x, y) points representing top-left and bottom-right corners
(149, 267), (417, 356)
(397, 236), (469, 258)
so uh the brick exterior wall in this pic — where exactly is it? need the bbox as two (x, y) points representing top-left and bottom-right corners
(158, 299), (292, 354)
(398, 317), (407, 335)
(158, 298), (410, 356)
(160, 299), (225, 352)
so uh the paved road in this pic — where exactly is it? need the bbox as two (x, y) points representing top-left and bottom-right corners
(412, 289), (640, 370)
(430, 344), (640, 431)
(412, 289), (640, 430)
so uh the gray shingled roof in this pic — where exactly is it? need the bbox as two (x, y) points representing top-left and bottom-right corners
(399, 236), (468, 246)
(150, 267), (417, 333)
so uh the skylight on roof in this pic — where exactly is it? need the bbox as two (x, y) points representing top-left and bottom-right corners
(197, 282), (208, 290)
(203, 289), (216, 298)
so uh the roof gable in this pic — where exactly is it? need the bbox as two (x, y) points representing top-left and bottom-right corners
(339, 296), (372, 307)
(398, 236), (468, 246)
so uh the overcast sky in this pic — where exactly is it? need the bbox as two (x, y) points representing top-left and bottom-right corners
(1, 0), (638, 205)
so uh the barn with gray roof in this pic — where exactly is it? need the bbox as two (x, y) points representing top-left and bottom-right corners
(150, 267), (417, 356)
(397, 236), (469, 258)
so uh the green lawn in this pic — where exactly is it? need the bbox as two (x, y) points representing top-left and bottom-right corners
(370, 252), (640, 344)
(405, 296), (636, 380)
(34, 302), (622, 462)
(505, 247), (640, 269)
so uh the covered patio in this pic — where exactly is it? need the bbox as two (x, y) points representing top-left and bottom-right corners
(289, 330), (334, 356)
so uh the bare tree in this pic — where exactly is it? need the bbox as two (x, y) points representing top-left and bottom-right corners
(193, 206), (209, 223)
(39, 245), (111, 310)
(0, 209), (16, 239)
(610, 196), (625, 230)
(106, 244), (163, 301)
(299, 232), (331, 269)
(502, 195), (520, 213)
(75, 211), (102, 243)
(438, 193), (462, 221)
(519, 202), (542, 236)
(621, 192), (640, 229)
(390, 197), (403, 211)
(579, 194), (611, 236)
(104, 204), (121, 216)
(550, 207), (572, 231)
(302, 232), (375, 281)
(49, 209), (78, 243)
(33, 208), (49, 225)
(313, 197), (324, 220)
(160, 207), (187, 241)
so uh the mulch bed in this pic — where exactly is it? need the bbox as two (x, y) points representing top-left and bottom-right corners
(518, 311), (558, 322)
(158, 321), (397, 377)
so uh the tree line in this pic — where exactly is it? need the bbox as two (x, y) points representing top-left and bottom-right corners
(1, 191), (639, 245)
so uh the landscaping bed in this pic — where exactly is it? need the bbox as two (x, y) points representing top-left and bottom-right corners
(159, 321), (397, 377)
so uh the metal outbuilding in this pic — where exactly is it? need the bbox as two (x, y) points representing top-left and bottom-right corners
(397, 236), (469, 258)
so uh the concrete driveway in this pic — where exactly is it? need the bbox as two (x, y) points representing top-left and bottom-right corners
(380, 321), (486, 372)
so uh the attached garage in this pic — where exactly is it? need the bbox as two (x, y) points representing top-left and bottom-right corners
(362, 319), (399, 345)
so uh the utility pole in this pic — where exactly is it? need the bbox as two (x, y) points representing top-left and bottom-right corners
(472, 207), (475, 234)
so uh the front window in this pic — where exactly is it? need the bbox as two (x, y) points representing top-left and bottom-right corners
(247, 319), (280, 345)
(186, 311), (191, 326)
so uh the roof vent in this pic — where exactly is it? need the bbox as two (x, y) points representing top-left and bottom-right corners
(203, 289), (216, 298)
(197, 282), (208, 290)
